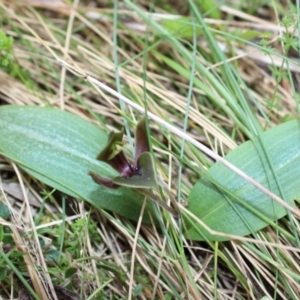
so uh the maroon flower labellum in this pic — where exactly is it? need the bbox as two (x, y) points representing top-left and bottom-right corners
(89, 117), (157, 189)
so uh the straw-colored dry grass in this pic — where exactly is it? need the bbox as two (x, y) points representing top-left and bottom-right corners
(0, 1), (300, 299)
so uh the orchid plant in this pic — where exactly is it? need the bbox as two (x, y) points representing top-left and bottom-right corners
(89, 118), (177, 215)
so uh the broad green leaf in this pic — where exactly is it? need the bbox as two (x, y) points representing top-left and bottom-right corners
(0, 105), (154, 222)
(185, 120), (300, 241)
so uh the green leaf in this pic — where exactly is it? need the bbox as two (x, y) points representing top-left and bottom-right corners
(0, 105), (154, 222)
(194, 0), (221, 19)
(65, 267), (77, 278)
(185, 120), (300, 241)
(161, 17), (203, 38)
(234, 30), (262, 42)
(133, 283), (143, 297)
(0, 203), (10, 219)
(0, 267), (6, 281)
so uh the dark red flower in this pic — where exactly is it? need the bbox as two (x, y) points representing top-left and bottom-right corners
(89, 117), (157, 189)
